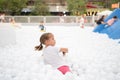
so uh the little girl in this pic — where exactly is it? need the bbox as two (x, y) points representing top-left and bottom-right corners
(106, 16), (118, 26)
(35, 33), (71, 75)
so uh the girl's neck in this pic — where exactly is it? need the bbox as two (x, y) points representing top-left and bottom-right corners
(45, 44), (50, 48)
(45, 45), (54, 48)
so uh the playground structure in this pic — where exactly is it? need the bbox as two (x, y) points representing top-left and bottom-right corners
(93, 8), (120, 39)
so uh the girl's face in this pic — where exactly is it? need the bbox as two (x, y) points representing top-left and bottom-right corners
(45, 34), (56, 46)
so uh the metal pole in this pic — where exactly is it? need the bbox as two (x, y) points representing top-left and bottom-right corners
(118, 2), (120, 8)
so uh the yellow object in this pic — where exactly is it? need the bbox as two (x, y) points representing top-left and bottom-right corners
(40, 30), (46, 32)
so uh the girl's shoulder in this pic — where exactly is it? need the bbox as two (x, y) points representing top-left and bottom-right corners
(46, 46), (59, 50)
(45, 46), (53, 50)
(44, 46), (60, 53)
(46, 46), (56, 49)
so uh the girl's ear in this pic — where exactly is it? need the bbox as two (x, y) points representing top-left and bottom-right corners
(44, 40), (49, 44)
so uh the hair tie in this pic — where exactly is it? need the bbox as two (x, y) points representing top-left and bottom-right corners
(40, 43), (42, 46)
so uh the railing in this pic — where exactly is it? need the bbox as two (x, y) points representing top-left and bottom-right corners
(4, 16), (99, 26)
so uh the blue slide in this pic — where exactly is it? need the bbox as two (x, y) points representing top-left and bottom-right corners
(108, 20), (120, 39)
(100, 20), (118, 35)
(93, 24), (106, 33)
(93, 8), (120, 39)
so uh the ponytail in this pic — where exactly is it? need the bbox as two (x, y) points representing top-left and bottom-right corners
(35, 43), (43, 51)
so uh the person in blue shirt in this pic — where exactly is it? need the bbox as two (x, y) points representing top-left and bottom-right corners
(39, 21), (45, 31)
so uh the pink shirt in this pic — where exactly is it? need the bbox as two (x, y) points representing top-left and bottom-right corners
(107, 18), (115, 26)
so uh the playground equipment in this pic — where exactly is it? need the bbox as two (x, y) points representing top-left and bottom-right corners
(93, 8), (120, 39)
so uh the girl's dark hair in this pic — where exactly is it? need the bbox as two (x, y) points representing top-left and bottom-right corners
(113, 16), (117, 19)
(35, 33), (52, 51)
(35, 43), (43, 51)
(101, 15), (105, 19)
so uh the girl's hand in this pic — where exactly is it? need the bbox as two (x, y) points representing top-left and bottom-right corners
(60, 48), (68, 55)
